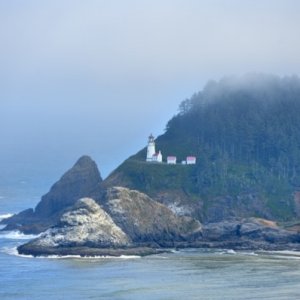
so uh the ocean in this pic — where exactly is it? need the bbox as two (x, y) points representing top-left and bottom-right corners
(1, 168), (300, 300)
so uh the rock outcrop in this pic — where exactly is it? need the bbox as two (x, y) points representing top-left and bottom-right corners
(96, 187), (202, 246)
(199, 217), (300, 250)
(2, 156), (102, 233)
(18, 198), (131, 256)
(35, 155), (102, 217)
(18, 190), (203, 257)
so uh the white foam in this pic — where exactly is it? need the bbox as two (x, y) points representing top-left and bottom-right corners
(1, 246), (141, 260)
(43, 255), (82, 259)
(118, 255), (141, 259)
(272, 255), (300, 260)
(1, 247), (82, 259)
(45, 254), (141, 260)
(1, 246), (34, 258)
(256, 250), (300, 260)
(242, 251), (259, 256)
(0, 213), (14, 222)
(272, 250), (300, 256)
(170, 249), (180, 253)
(0, 231), (40, 240)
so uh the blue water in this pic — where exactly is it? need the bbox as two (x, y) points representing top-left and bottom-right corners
(1, 167), (300, 299)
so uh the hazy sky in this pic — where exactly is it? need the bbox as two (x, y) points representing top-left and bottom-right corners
(1, 0), (300, 180)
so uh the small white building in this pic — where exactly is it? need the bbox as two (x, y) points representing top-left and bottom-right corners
(152, 150), (163, 163)
(167, 156), (177, 164)
(146, 134), (195, 166)
(186, 156), (196, 165)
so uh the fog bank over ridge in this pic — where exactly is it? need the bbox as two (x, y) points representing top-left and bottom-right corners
(0, 1), (300, 180)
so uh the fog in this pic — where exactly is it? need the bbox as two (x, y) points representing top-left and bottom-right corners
(1, 0), (300, 180)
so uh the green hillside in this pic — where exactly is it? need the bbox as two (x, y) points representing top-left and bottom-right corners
(105, 74), (300, 222)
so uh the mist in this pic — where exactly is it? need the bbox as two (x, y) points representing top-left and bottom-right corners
(1, 0), (300, 181)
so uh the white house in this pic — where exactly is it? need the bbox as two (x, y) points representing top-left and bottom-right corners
(152, 150), (163, 163)
(167, 156), (177, 164)
(186, 156), (196, 165)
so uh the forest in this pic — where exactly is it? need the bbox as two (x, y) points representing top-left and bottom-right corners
(113, 74), (300, 220)
(156, 74), (300, 197)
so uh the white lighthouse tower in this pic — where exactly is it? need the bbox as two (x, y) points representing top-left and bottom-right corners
(146, 134), (156, 162)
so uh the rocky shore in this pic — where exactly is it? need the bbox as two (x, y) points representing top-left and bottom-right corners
(17, 191), (202, 257)
(17, 245), (167, 257)
(2, 155), (300, 257)
(17, 195), (300, 257)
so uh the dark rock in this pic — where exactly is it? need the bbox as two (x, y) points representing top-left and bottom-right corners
(0, 209), (46, 234)
(2, 156), (102, 233)
(202, 217), (300, 247)
(17, 244), (168, 257)
(0, 208), (34, 225)
(35, 155), (102, 217)
(202, 219), (241, 241)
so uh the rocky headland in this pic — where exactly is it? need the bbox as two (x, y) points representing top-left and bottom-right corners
(4, 75), (300, 256)
(0, 155), (298, 257)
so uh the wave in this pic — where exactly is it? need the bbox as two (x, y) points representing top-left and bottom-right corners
(0, 213), (14, 222)
(1, 246), (141, 260)
(269, 254), (300, 260)
(259, 250), (300, 260)
(271, 250), (300, 256)
(1, 246), (34, 258)
(225, 249), (236, 254)
(218, 249), (237, 255)
(240, 251), (259, 256)
(1, 247), (82, 259)
(44, 254), (141, 260)
(118, 255), (141, 259)
(0, 231), (40, 240)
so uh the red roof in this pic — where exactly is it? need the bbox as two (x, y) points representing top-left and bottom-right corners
(187, 156), (196, 160)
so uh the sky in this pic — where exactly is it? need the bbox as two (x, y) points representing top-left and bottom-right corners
(1, 0), (300, 182)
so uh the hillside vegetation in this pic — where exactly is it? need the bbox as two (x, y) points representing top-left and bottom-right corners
(106, 74), (300, 222)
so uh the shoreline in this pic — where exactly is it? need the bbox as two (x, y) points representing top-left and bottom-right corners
(17, 240), (300, 258)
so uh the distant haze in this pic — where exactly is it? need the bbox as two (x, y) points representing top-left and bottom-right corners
(1, 0), (300, 181)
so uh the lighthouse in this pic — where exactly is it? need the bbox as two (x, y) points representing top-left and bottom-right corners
(146, 134), (156, 161)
